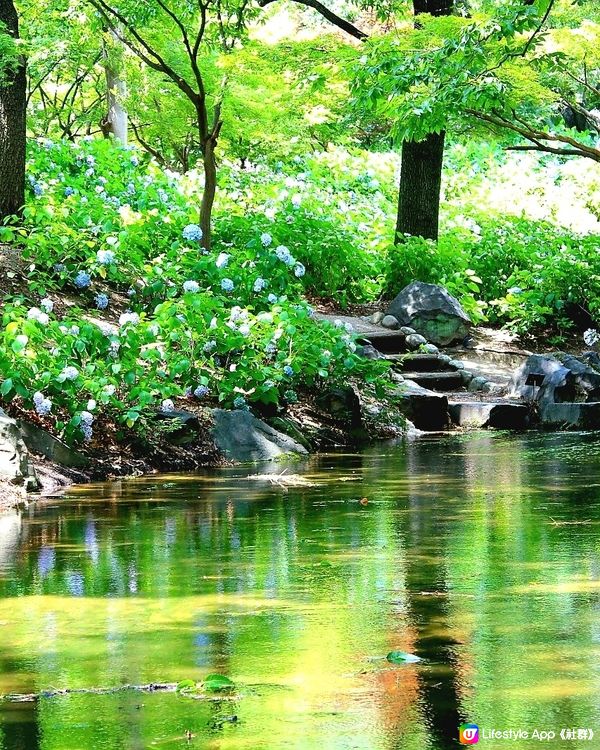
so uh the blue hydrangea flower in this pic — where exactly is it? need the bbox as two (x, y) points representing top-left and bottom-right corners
(85, 155), (95, 167)
(294, 263), (306, 278)
(283, 365), (294, 377)
(275, 245), (295, 266)
(203, 340), (217, 353)
(119, 312), (140, 327)
(267, 293), (278, 304)
(95, 293), (109, 310)
(61, 366), (80, 381)
(54, 263), (67, 273)
(40, 298), (54, 313)
(183, 280), (200, 294)
(260, 232), (273, 247)
(194, 385), (209, 398)
(27, 307), (49, 325)
(33, 182), (44, 197)
(284, 389), (298, 403)
(239, 324), (250, 337)
(96, 249), (116, 266)
(182, 224), (203, 242)
(216, 252), (230, 269)
(253, 278), (267, 292)
(130, 155), (139, 166)
(221, 278), (234, 292)
(74, 271), (91, 289)
(233, 395), (246, 409)
(33, 391), (52, 416)
(161, 399), (175, 412)
(64, 186), (75, 197)
(80, 411), (94, 426)
(80, 423), (93, 442)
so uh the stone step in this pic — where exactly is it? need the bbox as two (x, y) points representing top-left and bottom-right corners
(539, 402), (600, 430)
(448, 401), (530, 430)
(401, 372), (465, 391)
(391, 382), (449, 431)
(357, 331), (406, 354)
(386, 353), (457, 373)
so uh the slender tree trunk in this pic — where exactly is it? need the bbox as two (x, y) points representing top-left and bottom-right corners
(102, 31), (128, 145)
(0, 0), (26, 222)
(396, 131), (445, 241)
(200, 139), (217, 251)
(395, 0), (453, 243)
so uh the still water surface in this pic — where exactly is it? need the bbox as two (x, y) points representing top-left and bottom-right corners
(0, 432), (600, 749)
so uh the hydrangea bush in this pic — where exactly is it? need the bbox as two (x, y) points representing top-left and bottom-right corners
(0, 138), (390, 444)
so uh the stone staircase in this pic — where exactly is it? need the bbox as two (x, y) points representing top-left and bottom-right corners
(386, 351), (529, 431)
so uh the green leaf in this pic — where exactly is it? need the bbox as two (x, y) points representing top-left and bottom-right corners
(203, 674), (235, 692)
(176, 679), (197, 692)
(0, 379), (13, 396)
(386, 651), (421, 664)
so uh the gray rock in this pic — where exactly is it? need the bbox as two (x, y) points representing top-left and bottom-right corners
(211, 409), (307, 462)
(509, 353), (600, 405)
(381, 315), (400, 330)
(18, 421), (89, 469)
(449, 401), (530, 429)
(400, 326), (417, 336)
(0, 416), (39, 490)
(370, 312), (385, 325)
(386, 282), (472, 346)
(405, 333), (428, 350)
(539, 402), (600, 429)
(448, 359), (465, 370)
(422, 343), (439, 354)
(468, 376), (489, 392)
(356, 344), (383, 360)
(460, 370), (474, 385)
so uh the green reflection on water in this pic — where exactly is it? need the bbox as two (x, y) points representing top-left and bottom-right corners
(0, 432), (600, 749)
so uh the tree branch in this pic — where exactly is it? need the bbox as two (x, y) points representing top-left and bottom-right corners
(257, 0), (367, 40)
(467, 108), (600, 163)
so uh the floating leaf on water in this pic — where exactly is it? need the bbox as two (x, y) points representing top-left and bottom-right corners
(176, 679), (197, 692)
(203, 674), (235, 692)
(386, 651), (421, 664)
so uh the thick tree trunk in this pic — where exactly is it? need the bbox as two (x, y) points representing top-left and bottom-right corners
(395, 0), (452, 243)
(396, 131), (445, 241)
(0, 0), (26, 221)
(103, 31), (128, 145)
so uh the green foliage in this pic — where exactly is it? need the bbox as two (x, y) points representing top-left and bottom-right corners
(0, 21), (19, 84)
(0, 139), (389, 445)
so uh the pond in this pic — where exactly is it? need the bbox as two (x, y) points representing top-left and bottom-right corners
(0, 432), (600, 749)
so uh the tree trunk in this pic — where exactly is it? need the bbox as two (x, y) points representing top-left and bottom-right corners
(0, 0), (26, 222)
(395, 0), (453, 243)
(200, 139), (217, 252)
(103, 31), (128, 145)
(396, 131), (445, 241)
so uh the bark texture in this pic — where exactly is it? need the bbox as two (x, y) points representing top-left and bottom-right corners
(0, 0), (26, 221)
(395, 0), (453, 242)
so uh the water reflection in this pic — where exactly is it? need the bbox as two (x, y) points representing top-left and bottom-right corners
(0, 433), (599, 748)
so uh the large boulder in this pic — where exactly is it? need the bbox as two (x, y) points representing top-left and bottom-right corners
(18, 421), (89, 469)
(211, 409), (308, 462)
(0, 414), (39, 490)
(509, 353), (600, 405)
(386, 282), (471, 346)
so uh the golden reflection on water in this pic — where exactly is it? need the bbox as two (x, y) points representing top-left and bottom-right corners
(1, 433), (600, 748)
